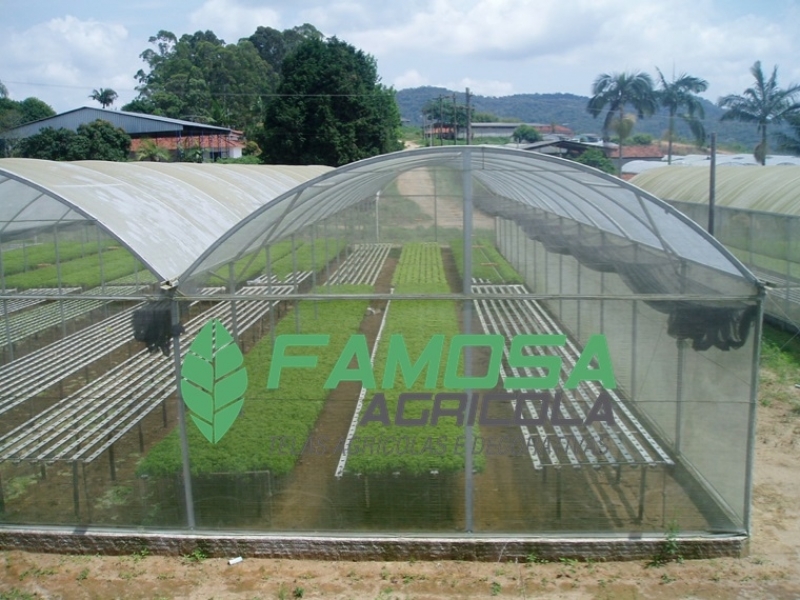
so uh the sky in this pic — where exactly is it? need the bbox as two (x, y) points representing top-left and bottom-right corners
(2, 0), (800, 114)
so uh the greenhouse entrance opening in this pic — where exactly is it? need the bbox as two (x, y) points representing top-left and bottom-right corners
(0, 148), (762, 559)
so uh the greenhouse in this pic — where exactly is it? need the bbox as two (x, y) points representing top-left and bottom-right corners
(632, 165), (800, 328)
(0, 147), (762, 559)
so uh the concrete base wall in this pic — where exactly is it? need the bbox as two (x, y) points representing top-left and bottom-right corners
(0, 528), (748, 562)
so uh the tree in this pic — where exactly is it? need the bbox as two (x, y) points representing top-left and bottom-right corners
(15, 127), (82, 160)
(136, 138), (171, 162)
(512, 124), (542, 143)
(587, 71), (657, 174)
(247, 24), (322, 76)
(15, 119), (130, 161)
(718, 61), (800, 165)
(655, 68), (708, 164)
(132, 29), (278, 134)
(258, 36), (402, 166)
(0, 80), (7, 99)
(574, 148), (615, 174)
(90, 88), (118, 109)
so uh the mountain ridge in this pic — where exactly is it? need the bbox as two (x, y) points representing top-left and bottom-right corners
(396, 86), (773, 149)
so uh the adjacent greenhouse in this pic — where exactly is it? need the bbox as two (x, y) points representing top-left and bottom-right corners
(632, 165), (800, 327)
(0, 148), (762, 559)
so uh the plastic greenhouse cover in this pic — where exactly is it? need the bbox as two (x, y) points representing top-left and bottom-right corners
(180, 147), (758, 291)
(0, 159), (332, 282)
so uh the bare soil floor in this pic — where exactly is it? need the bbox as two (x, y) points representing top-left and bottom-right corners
(0, 391), (799, 600)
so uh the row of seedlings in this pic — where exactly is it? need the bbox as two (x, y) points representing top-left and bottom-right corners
(132, 233), (369, 528)
(335, 242), (480, 530)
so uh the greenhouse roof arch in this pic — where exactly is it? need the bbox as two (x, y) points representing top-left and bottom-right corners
(180, 145), (760, 293)
(632, 165), (800, 216)
(0, 159), (332, 283)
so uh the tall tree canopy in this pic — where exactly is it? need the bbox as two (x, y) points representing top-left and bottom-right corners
(127, 29), (278, 134)
(718, 60), (800, 165)
(15, 119), (130, 161)
(587, 71), (656, 174)
(258, 36), (402, 166)
(655, 68), (708, 164)
(247, 24), (322, 76)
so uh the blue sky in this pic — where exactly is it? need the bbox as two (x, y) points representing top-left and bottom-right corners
(2, 0), (799, 113)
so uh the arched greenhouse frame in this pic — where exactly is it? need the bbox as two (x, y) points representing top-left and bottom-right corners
(0, 147), (763, 560)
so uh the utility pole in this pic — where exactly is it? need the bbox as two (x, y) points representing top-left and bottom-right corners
(709, 132), (717, 236)
(438, 96), (444, 146)
(453, 93), (458, 145)
(466, 87), (472, 145)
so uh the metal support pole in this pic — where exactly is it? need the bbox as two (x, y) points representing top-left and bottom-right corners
(292, 234), (300, 333)
(72, 461), (80, 520)
(375, 191), (380, 243)
(743, 295), (765, 534)
(108, 439), (116, 481)
(462, 148), (475, 533)
(638, 467), (648, 522)
(267, 245), (276, 347)
(708, 133), (717, 235)
(171, 297), (196, 529)
(54, 224), (67, 339)
(228, 263), (239, 343)
(311, 226), (318, 319)
(0, 232), (14, 361)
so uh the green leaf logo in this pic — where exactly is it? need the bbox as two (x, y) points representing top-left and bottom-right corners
(181, 319), (247, 444)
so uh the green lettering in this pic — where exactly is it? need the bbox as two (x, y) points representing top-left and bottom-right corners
(382, 334), (444, 389)
(266, 334), (329, 389)
(504, 334), (565, 389)
(565, 334), (617, 389)
(324, 335), (375, 389)
(444, 334), (504, 389)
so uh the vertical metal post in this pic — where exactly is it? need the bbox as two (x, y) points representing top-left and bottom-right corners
(743, 294), (765, 534)
(72, 461), (80, 520)
(311, 225), (318, 319)
(96, 227), (106, 293)
(434, 167), (439, 243)
(462, 148), (475, 532)
(324, 220), (330, 287)
(675, 260), (688, 455)
(708, 132), (716, 236)
(172, 297), (196, 529)
(375, 191), (380, 243)
(292, 234), (300, 333)
(267, 245), (275, 347)
(54, 224), (67, 338)
(0, 233), (14, 361)
(228, 263), (239, 343)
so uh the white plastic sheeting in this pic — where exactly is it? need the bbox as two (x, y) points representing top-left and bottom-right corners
(182, 146), (759, 292)
(0, 159), (331, 282)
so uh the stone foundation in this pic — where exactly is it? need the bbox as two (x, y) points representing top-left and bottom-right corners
(0, 528), (748, 562)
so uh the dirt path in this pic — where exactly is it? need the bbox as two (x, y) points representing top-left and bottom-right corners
(394, 168), (495, 231)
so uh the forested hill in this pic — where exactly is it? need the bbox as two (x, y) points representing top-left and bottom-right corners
(396, 86), (765, 149)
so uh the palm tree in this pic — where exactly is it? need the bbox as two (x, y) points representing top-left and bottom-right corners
(89, 88), (118, 109)
(718, 61), (800, 165)
(655, 68), (708, 164)
(135, 138), (170, 162)
(587, 71), (657, 175)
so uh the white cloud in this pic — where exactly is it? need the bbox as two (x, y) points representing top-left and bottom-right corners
(393, 69), (428, 90)
(189, 0), (282, 42)
(0, 15), (140, 110)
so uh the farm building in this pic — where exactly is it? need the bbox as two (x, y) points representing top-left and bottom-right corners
(0, 106), (244, 161)
(0, 147), (762, 560)
(632, 165), (800, 329)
